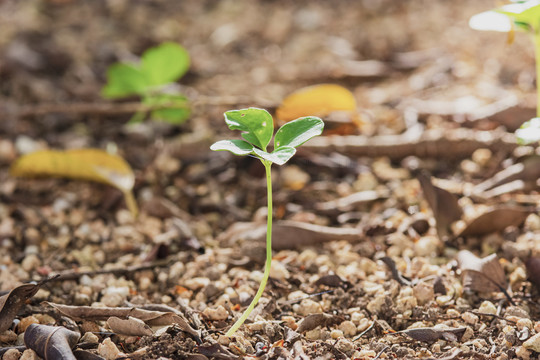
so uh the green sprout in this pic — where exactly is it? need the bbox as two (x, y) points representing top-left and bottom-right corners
(102, 42), (191, 124)
(470, 0), (540, 144)
(211, 108), (324, 336)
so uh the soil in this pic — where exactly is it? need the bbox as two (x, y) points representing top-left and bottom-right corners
(1, 1), (540, 359)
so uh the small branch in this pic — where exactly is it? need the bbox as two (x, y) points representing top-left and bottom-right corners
(302, 128), (518, 160)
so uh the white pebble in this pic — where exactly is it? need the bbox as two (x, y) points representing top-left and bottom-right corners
(98, 338), (122, 360)
(516, 345), (531, 359)
(293, 299), (322, 316)
(269, 260), (290, 280)
(330, 329), (344, 339)
(339, 320), (357, 337)
(413, 282), (434, 305)
(523, 332), (540, 352)
(2, 348), (21, 360)
(19, 350), (38, 360)
(461, 312), (479, 325)
(202, 305), (229, 321)
(478, 301), (497, 315)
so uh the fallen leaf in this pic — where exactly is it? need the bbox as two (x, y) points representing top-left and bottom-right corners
(276, 84), (357, 124)
(457, 250), (513, 303)
(314, 274), (350, 289)
(10, 149), (138, 216)
(106, 316), (153, 336)
(0, 276), (57, 332)
(297, 313), (343, 332)
(417, 173), (463, 238)
(198, 343), (239, 360)
(24, 324), (80, 360)
(526, 257), (540, 290)
(218, 220), (363, 250)
(458, 206), (532, 237)
(395, 326), (466, 342)
(72, 350), (106, 360)
(46, 303), (199, 341)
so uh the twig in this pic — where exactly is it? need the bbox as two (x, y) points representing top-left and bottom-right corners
(353, 320), (376, 341)
(51, 259), (174, 282)
(302, 127), (518, 160)
(373, 345), (389, 360)
(380, 257), (412, 286)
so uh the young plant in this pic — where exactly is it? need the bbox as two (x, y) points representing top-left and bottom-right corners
(469, 0), (540, 143)
(102, 42), (191, 124)
(211, 108), (324, 336)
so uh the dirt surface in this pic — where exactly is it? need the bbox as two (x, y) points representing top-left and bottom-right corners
(2, 1), (540, 359)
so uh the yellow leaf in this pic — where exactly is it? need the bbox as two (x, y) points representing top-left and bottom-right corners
(10, 149), (138, 217)
(276, 84), (357, 123)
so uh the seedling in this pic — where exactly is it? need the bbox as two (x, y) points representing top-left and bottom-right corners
(102, 42), (191, 124)
(470, 0), (540, 143)
(211, 108), (324, 336)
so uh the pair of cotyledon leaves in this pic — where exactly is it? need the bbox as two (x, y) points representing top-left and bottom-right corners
(210, 108), (324, 166)
(102, 42), (190, 124)
(470, 0), (540, 145)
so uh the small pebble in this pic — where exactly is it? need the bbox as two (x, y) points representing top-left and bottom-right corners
(98, 338), (122, 360)
(202, 305), (229, 321)
(269, 260), (290, 280)
(461, 312), (479, 325)
(330, 329), (344, 339)
(80, 332), (100, 343)
(281, 316), (297, 330)
(478, 301), (497, 315)
(517, 318), (533, 331)
(0, 330), (17, 343)
(184, 277), (210, 291)
(516, 345), (531, 359)
(21, 254), (40, 272)
(2, 348), (21, 360)
(414, 236), (440, 257)
(471, 148), (491, 166)
(281, 165), (310, 190)
(413, 282), (434, 305)
(339, 320), (357, 337)
(335, 338), (354, 354)
(293, 299), (323, 316)
(523, 332), (540, 352)
(19, 350), (38, 360)
(17, 316), (39, 333)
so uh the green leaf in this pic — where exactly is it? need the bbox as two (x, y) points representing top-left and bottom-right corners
(516, 117), (540, 144)
(101, 63), (148, 98)
(141, 42), (190, 86)
(210, 139), (254, 156)
(224, 108), (273, 150)
(274, 116), (324, 149)
(253, 147), (296, 166)
(144, 94), (190, 124)
(470, 1), (540, 33)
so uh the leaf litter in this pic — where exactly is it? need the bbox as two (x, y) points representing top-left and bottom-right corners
(3, 1), (540, 359)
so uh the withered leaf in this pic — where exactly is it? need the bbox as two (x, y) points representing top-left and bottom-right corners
(46, 303), (199, 340)
(526, 257), (540, 290)
(198, 343), (239, 360)
(106, 316), (153, 336)
(396, 326), (466, 342)
(458, 206), (532, 237)
(219, 220), (363, 250)
(0, 276), (58, 332)
(417, 173), (463, 238)
(297, 313), (343, 333)
(24, 324), (80, 360)
(457, 250), (513, 303)
(314, 274), (350, 289)
(72, 350), (106, 360)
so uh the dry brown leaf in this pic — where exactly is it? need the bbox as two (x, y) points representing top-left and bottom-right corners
(24, 324), (80, 360)
(106, 316), (153, 336)
(458, 206), (532, 237)
(10, 149), (138, 216)
(526, 257), (540, 290)
(457, 250), (512, 303)
(0, 276), (57, 332)
(297, 313), (343, 333)
(219, 220), (362, 250)
(46, 303), (199, 340)
(276, 84), (357, 123)
(395, 326), (466, 342)
(417, 173), (463, 238)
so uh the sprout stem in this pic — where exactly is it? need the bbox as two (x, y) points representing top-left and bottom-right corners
(535, 33), (540, 117)
(225, 160), (273, 337)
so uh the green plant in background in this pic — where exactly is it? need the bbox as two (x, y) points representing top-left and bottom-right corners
(470, 0), (540, 144)
(211, 108), (324, 336)
(102, 42), (191, 124)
